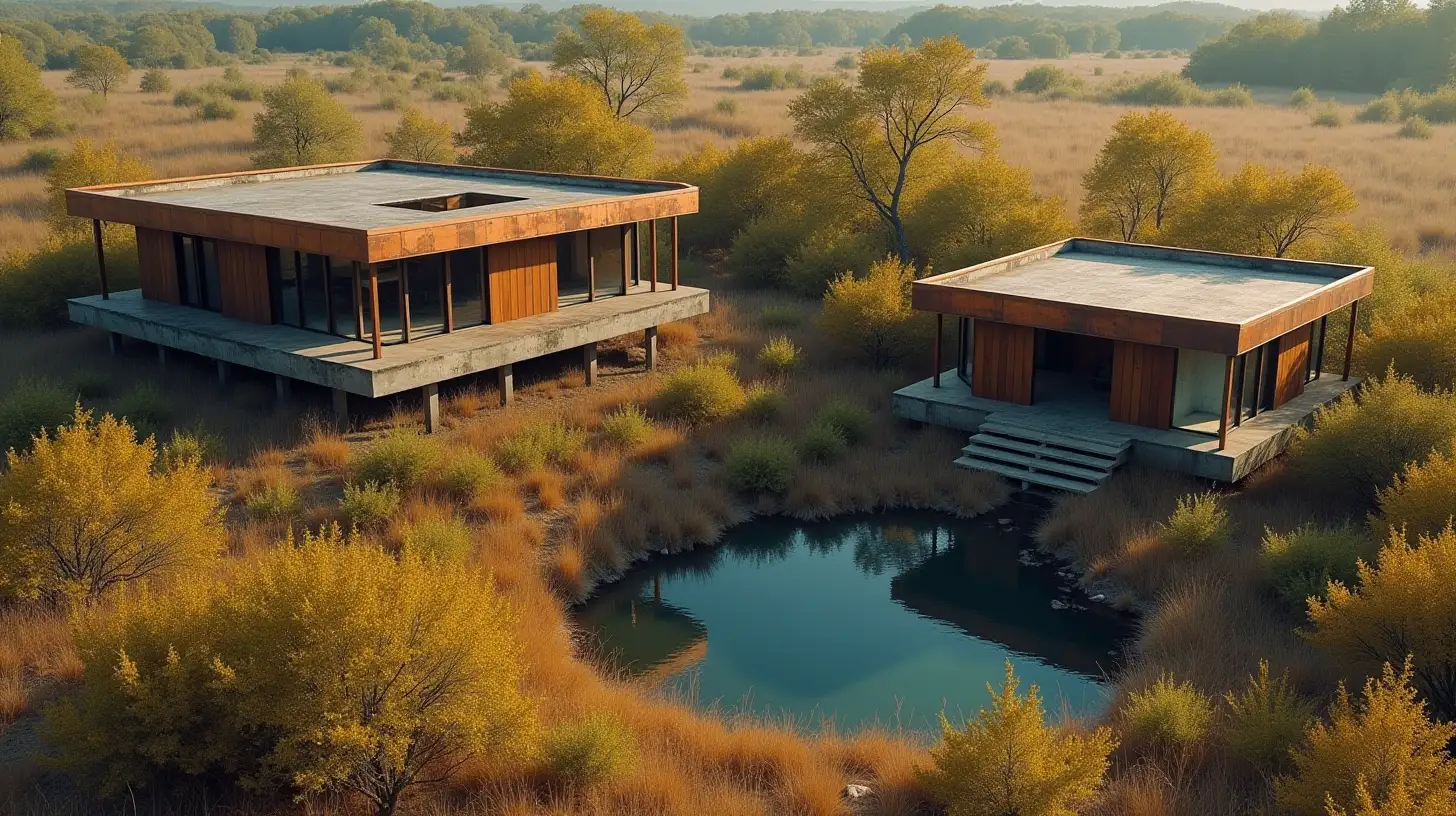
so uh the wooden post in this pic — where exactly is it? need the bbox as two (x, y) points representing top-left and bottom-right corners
(1316, 315), (1328, 379)
(644, 326), (658, 371)
(352, 262), (364, 340)
(369, 264), (382, 360)
(422, 383), (440, 434)
(649, 220), (658, 292)
(933, 313), (943, 388)
(497, 364), (514, 407)
(443, 254), (454, 333)
(1342, 300), (1359, 381)
(670, 216), (679, 290)
(583, 342), (598, 386)
(1218, 354), (1235, 451)
(92, 219), (109, 299)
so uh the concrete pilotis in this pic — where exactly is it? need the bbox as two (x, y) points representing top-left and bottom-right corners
(274, 374), (291, 401)
(583, 342), (598, 386)
(156, 344), (170, 367)
(644, 326), (658, 371)
(332, 389), (348, 431)
(498, 364), (514, 407)
(108, 332), (122, 356)
(422, 383), (440, 434)
(216, 360), (230, 385)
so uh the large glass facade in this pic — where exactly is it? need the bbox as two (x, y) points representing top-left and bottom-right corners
(557, 232), (591, 307)
(175, 234), (221, 312)
(406, 255), (446, 339)
(592, 227), (625, 301)
(329, 257), (359, 339)
(300, 253), (330, 333)
(449, 248), (486, 326)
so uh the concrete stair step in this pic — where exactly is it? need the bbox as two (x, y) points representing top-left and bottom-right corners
(954, 456), (1100, 494)
(966, 433), (1123, 470)
(960, 443), (1115, 483)
(978, 420), (1130, 458)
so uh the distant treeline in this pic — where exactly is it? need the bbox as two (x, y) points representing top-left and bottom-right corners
(1186, 1), (1456, 93)
(0, 0), (1255, 70)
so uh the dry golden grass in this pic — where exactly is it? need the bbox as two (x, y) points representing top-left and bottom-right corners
(302, 429), (351, 472)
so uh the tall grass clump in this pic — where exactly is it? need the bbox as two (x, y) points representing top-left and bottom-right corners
(1224, 660), (1315, 773)
(494, 421), (586, 475)
(339, 480), (401, 529)
(1157, 492), (1230, 556)
(1311, 105), (1344, 127)
(654, 363), (746, 425)
(1357, 93), (1403, 123)
(244, 482), (302, 520)
(1211, 83), (1253, 107)
(542, 712), (638, 788)
(1121, 674), (1215, 753)
(1400, 115), (1434, 139)
(1014, 64), (1080, 95)
(814, 399), (872, 444)
(797, 421), (847, 463)
(724, 436), (796, 495)
(352, 429), (440, 489)
(757, 335), (800, 375)
(0, 378), (74, 455)
(599, 404), (651, 449)
(435, 451), (501, 501)
(398, 513), (473, 564)
(1105, 73), (1207, 106)
(115, 381), (169, 431)
(1289, 87), (1317, 108)
(757, 304), (804, 328)
(742, 382), (786, 423)
(1260, 524), (1370, 611)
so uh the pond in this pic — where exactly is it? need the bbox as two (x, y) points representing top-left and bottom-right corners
(575, 502), (1134, 733)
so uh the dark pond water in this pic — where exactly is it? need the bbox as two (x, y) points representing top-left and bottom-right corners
(575, 502), (1134, 733)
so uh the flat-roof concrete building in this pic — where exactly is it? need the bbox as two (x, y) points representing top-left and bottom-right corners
(894, 238), (1373, 491)
(66, 160), (707, 430)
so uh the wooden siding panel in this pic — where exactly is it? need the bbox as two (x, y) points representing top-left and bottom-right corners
(135, 227), (179, 303)
(1110, 341), (1177, 429)
(217, 240), (271, 323)
(1273, 325), (1312, 407)
(487, 237), (557, 323)
(970, 320), (1034, 405)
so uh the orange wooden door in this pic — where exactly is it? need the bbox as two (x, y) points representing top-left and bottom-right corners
(1110, 341), (1177, 429)
(1273, 325), (1311, 407)
(971, 320), (1035, 405)
(487, 237), (558, 323)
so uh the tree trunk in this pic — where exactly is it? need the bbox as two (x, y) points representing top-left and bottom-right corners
(892, 213), (911, 265)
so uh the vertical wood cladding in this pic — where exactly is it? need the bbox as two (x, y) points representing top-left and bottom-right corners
(1273, 324), (1311, 407)
(971, 320), (1035, 405)
(488, 237), (557, 323)
(217, 240), (270, 323)
(135, 226), (179, 303)
(1110, 340), (1177, 429)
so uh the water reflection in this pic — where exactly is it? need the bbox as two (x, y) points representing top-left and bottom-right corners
(576, 505), (1132, 732)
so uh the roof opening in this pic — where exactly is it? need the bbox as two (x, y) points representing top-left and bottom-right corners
(378, 192), (527, 213)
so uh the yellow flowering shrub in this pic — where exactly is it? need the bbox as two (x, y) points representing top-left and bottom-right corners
(0, 406), (222, 602)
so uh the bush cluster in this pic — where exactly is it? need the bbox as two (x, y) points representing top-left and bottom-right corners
(600, 404), (652, 449)
(654, 363), (747, 425)
(352, 429), (441, 489)
(1259, 524), (1370, 611)
(723, 435), (796, 494)
(1157, 492), (1230, 556)
(494, 421), (586, 475)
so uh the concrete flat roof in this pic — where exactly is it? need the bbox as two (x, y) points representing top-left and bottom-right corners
(78, 162), (683, 232)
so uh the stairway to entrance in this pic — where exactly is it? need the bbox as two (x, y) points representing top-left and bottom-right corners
(954, 412), (1131, 493)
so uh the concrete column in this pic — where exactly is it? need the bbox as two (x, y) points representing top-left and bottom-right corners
(332, 389), (349, 432)
(644, 326), (658, 371)
(274, 374), (291, 402)
(583, 342), (598, 386)
(108, 332), (123, 356)
(216, 360), (230, 385)
(497, 364), (514, 407)
(422, 383), (440, 434)
(156, 345), (170, 367)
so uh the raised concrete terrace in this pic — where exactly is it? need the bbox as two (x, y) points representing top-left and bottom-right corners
(69, 284), (708, 398)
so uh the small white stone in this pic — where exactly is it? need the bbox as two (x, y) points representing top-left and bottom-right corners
(842, 783), (872, 800)
(1090, 593), (1107, 603)
(997, 518), (1013, 525)
(1051, 599), (1069, 610)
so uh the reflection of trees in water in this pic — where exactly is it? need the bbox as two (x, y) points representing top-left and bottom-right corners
(853, 523), (948, 576)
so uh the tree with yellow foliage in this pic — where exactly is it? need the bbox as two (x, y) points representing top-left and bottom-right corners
(44, 138), (151, 237)
(0, 406), (221, 604)
(790, 37), (995, 263)
(49, 526), (538, 816)
(1274, 659), (1456, 816)
(1080, 110), (1216, 243)
(919, 662), (1115, 816)
(819, 257), (920, 368)
(551, 8), (687, 121)
(384, 108), (454, 164)
(251, 74), (363, 169)
(1305, 527), (1456, 721)
(457, 71), (652, 177)
(66, 44), (130, 99)
(1170, 163), (1357, 258)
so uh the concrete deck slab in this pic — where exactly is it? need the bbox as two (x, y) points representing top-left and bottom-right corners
(893, 371), (1359, 482)
(69, 285), (708, 398)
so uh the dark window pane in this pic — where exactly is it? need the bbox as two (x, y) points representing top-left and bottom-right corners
(591, 227), (624, 300)
(449, 249), (484, 326)
(558, 232), (590, 307)
(276, 250), (300, 326)
(200, 239), (220, 312)
(368, 263), (405, 345)
(329, 258), (358, 338)
(406, 255), (445, 339)
(301, 253), (330, 333)
(177, 235), (200, 306)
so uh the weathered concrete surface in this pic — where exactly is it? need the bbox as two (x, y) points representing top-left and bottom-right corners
(69, 284), (709, 398)
(893, 371), (1358, 482)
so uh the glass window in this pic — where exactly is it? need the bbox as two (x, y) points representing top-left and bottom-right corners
(557, 233), (591, 307)
(449, 248), (485, 327)
(200, 239), (221, 312)
(329, 258), (359, 339)
(177, 235), (200, 307)
(405, 255), (445, 339)
(300, 253), (330, 333)
(365, 262), (405, 345)
(269, 248), (301, 327)
(591, 227), (624, 300)
(627, 223), (640, 287)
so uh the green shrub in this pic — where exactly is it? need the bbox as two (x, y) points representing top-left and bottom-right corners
(1311, 106), (1344, 127)
(834, 54), (857, 70)
(198, 99), (237, 121)
(1106, 73), (1207, 105)
(1260, 524), (1371, 610)
(0, 378), (74, 455)
(18, 146), (62, 174)
(543, 712), (637, 787)
(139, 68), (170, 93)
(757, 304), (804, 329)
(0, 233), (141, 329)
(654, 364), (746, 425)
(162, 428), (223, 468)
(1104, 49), (1122, 58)
(815, 399), (871, 444)
(757, 335), (800, 375)
(701, 349), (738, 371)
(1410, 85), (1456, 123)
(1356, 93), (1403, 123)
(798, 421), (847, 463)
(1290, 87), (1317, 109)
(1224, 660), (1315, 773)
(742, 382), (786, 423)
(436, 452), (501, 500)
(982, 78), (1010, 97)
(784, 229), (879, 298)
(1157, 492), (1230, 556)
(339, 480), (400, 528)
(600, 404), (651, 449)
(1121, 674), (1215, 750)
(818, 258), (922, 368)
(1399, 115), (1434, 139)
(1014, 64), (1080, 95)
(1211, 84), (1253, 107)
(399, 514), (472, 564)
(714, 97), (738, 116)
(724, 436), (796, 495)
(1287, 371), (1456, 505)
(721, 66), (742, 80)
(245, 482), (302, 519)
(1375, 451), (1456, 541)
(738, 64), (809, 91)
(352, 430), (440, 489)
(494, 421), (586, 475)
(172, 87), (205, 107)
(115, 381), (169, 431)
